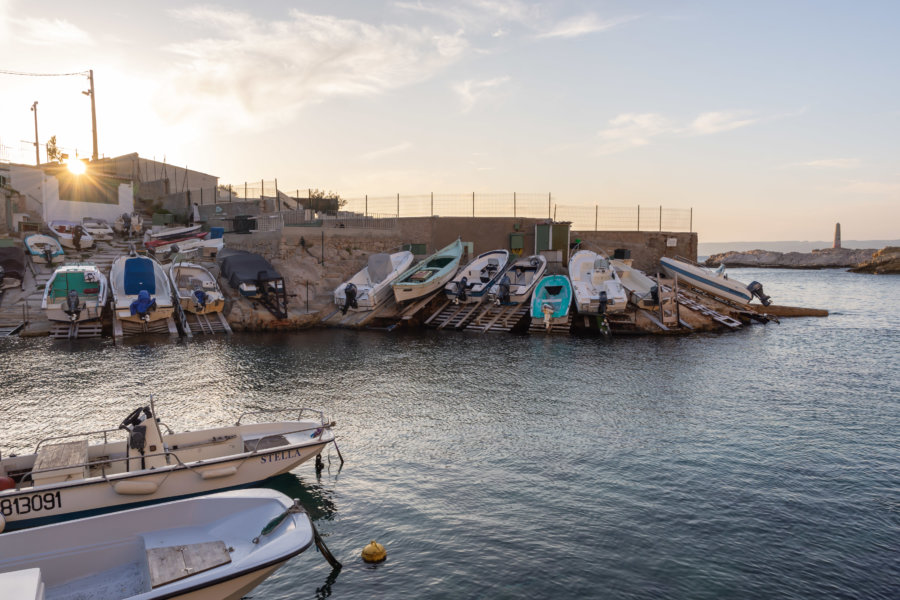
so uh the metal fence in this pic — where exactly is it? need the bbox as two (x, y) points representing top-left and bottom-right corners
(214, 185), (694, 232)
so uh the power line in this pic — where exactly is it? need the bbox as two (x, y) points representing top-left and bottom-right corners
(0, 69), (89, 77)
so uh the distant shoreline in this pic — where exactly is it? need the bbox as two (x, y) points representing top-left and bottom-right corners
(698, 239), (900, 256)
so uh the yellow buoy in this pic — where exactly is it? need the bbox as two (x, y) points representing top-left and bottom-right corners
(361, 539), (386, 563)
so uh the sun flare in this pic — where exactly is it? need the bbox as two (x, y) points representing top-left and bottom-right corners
(67, 159), (86, 175)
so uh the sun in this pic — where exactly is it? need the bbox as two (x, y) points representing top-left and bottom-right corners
(67, 159), (86, 175)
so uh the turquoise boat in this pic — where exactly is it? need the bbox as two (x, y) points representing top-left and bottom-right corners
(530, 275), (573, 329)
(392, 239), (463, 303)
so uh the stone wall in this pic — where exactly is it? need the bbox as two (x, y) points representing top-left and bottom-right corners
(572, 230), (698, 272)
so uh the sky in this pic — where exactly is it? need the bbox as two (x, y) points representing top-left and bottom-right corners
(0, 0), (898, 242)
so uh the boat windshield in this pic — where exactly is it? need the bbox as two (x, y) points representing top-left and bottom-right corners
(715, 264), (726, 276)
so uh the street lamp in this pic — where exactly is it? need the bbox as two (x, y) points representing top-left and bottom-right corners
(30, 101), (39, 165)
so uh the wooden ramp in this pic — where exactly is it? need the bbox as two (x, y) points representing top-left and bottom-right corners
(425, 299), (485, 330)
(113, 312), (178, 342)
(528, 314), (572, 334)
(321, 296), (400, 329)
(675, 293), (743, 329)
(49, 321), (103, 339)
(465, 303), (529, 333)
(0, 322), (24, 337)
(183, 312), (232, 335)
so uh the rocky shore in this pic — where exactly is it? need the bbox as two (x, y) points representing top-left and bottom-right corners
(704, 247), (876, 269)
(849, 247), (900, 274)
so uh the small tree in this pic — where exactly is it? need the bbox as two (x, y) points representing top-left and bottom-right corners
(308, 189), (345, 212)
(46, 135), (62, 163)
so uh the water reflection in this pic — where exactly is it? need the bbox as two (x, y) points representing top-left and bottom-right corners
(262, 472), (338, 521)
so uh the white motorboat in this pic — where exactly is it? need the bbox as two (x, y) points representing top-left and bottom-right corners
(334, 250), (414, 313)
(0, 401), (337, 533)
(611, 259), (659, 309)
(486, 254), (547, 305)
(660, 256), (771, 306)
(568, 250), (628, 314)
(168, 260), (225, 315)
(146, 224), (202, 242)
(444, 249), (509, 304)
(41, 263), (108, 323)
(49, 221), (94, 250)
(81, 217), (115, 241)
(0, 489), (322, 600)
(109, 252), (174, 324)
(24, 234), (65, 265)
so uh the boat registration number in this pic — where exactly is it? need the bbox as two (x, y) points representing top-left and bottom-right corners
(1, 491), (62, 516)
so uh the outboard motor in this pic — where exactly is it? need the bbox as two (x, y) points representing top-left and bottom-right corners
(747, 281), (771, 306)
(649, 285), (659, 305)
(192, 287), (208, 311)
(43, 246), (53, 265)
(598, 290), (608, 315)
(455, 277), (469, 304)
(342, 283), (358, 314)
(122, 213), (132, 237)
(64, 289), (82, 321)
(496, 275), (511, 305)
(129, 289), (157, 321)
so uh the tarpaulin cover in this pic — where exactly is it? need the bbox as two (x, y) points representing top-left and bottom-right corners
(130, 289), (156, 315)
(367, 253), (393, 284)
(218, 250), (282, 290)
(124, 257), (156, 295)
(0, 246), (26, 281)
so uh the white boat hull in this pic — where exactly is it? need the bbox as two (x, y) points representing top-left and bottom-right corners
(569, 250), (628, 314)
(660, 257), (754, 304)
(393, 268), (457, 303)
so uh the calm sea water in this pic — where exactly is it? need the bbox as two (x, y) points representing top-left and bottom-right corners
(1, 268), (898, 599)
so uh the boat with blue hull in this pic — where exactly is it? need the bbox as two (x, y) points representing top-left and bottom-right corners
(392, 239), (463, 303)
(444, 249), (509, 304)
(660, 256), (771, 306)
(530, 275), (573, 330)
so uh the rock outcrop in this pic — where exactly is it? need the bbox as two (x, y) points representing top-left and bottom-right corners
(704, 247), (876, 269)
(849, 247), (900, 274)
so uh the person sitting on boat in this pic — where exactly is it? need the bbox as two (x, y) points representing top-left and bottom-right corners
(129, 289), (157, 319)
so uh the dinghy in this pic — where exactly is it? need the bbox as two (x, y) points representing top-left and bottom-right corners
(41, 263), (108, 323)
(24, 234), (64, 265)
(109, 252), (174, 324)
(168, 260), (225, 315)
(444, 249), (509, 304)
(334, 250), (414, 313)
(81, 217), (115, 241)
(0, 401), (337, 532)
(49, 220), (94, 250)
(569, 250), (628, 315)
(0, 489), (322, 600)
(530, 275), (573, 330)
(611, 259), (658, 308)
(487, 254), (547, 305)
(392, 239), (463, 303)
(660, 256), (771, 306)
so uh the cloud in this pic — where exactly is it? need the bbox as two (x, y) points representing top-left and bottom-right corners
(836, 180), (900, 195)
(454, 76), (511, 113)
(361, 141), (414, 161)
(596, 113), (676, 154)
(6, 16), (94, 46)
(395, 0), (540, 29)
(159, 7), (468, 131)
(538, 14), (638, 39)
(795, 158), (861, 169)
(690, 111), (759, 135)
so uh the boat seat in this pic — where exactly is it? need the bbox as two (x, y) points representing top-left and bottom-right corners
(147, 541), (231, 588)
(32, 440), (89, 485)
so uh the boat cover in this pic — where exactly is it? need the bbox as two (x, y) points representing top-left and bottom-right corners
(130, 290), (157, 315)
(124, 257), (156, 295)
(218, 250), (282, 288)
(367, 253), (393, 284)
(0, 247), (25, 281)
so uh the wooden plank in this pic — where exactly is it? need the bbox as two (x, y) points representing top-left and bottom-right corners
(34, 440), (88, 470)
(638, 309), (669, 331)
(423, 299), (452, 325)
(148, 541), (232, 588)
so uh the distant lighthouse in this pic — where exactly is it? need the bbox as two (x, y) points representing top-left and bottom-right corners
(833, 223), (841, 249)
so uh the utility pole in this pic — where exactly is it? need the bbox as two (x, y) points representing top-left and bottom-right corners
(30, 101), (39, 165)
(82, 70), (98, 161)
